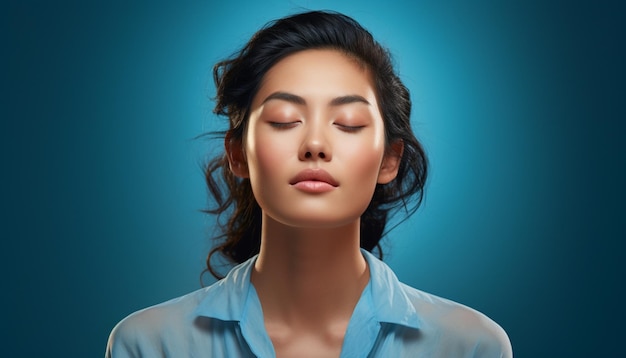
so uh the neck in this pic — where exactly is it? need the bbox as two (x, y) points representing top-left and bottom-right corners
(251, 213), (369, 329)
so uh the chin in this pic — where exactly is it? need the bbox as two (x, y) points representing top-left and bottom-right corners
(272, 212), (363, 230)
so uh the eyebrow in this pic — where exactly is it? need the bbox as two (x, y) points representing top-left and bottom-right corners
(262, 91), (370, 107)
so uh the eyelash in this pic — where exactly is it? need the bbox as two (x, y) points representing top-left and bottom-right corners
(336, 124), (365, 133)
(268, 122), (365, 132)
(269, 121), (300, 129)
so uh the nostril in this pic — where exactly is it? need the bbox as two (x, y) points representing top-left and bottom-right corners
(303, 151), (326, 159)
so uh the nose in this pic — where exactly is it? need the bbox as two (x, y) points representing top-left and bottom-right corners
(298, 124), (331, 161)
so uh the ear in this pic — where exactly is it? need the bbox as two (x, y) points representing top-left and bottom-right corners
(377, 140), (404, 184)
(225, 131), (249, 178)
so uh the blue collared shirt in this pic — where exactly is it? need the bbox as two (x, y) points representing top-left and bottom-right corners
(106, 250), (512, 357)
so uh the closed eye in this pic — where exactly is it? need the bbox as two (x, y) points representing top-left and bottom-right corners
(336, 124), (366, 133)
(269, 121), (300, 129)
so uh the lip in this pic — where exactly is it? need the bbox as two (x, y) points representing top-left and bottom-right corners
(289, 168), (339, 193)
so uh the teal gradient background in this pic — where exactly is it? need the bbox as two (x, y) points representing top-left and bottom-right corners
(3, 1), (624, 356)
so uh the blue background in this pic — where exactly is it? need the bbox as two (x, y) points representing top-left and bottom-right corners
(3, 0), (624, 356)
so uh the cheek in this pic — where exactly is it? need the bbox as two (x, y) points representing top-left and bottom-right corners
(339, 136), (385, 177)
(352, 154), (385, 189)
(245, 131), (291, 183)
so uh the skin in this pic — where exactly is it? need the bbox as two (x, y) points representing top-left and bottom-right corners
(226, 49), (403, 358)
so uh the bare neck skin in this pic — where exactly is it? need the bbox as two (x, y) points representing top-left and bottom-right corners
(251, 213), (369, 356)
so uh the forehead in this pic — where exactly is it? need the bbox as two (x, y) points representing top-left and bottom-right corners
(252, 49), (377, 107)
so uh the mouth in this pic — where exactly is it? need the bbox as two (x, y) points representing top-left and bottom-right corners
(289, 168), (339, 192)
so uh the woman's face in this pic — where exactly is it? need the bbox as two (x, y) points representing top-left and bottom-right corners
(229, 49), (401, 229)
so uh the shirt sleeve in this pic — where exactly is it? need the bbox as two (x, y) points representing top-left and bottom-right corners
(472, 321), (513, 358)
(413, 290), (514, 358)
(105, 316), (146, 358)
(104, 308), (168, 358)
(451, 305), (512, 358)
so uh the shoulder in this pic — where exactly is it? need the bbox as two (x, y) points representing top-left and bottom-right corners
(105, 287), (212, 357)
(400, 284), (513, 357)
(362, 251), (512, 356)
(105, 258), (258, 358)
(112, 287), (211, 333)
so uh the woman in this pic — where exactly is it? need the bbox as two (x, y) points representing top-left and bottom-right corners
(106, 10), (512, 357)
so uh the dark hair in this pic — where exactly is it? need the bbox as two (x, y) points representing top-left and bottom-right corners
(203, 10), (427, 280)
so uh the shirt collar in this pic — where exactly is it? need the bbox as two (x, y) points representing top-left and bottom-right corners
(194, 249), (421, 330)
(193, 256), (257, 321)
(361, 249), (422, 330)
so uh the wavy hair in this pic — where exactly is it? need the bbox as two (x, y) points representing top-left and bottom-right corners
(203, 10), (428, 279)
